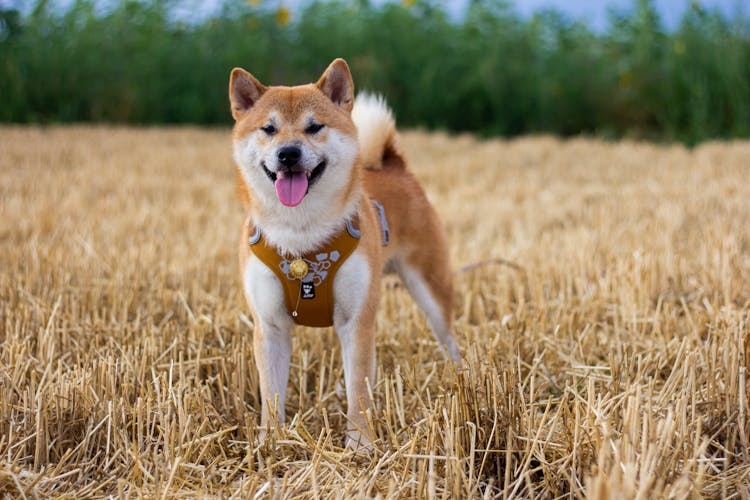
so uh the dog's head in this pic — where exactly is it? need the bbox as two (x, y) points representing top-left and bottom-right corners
(230, 59), (359, 211)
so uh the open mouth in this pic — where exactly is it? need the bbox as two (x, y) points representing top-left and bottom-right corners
(262, 161), (327, 207)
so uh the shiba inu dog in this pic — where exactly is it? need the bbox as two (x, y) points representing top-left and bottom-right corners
(230, 58), (460, 448)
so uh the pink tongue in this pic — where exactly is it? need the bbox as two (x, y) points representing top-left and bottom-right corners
(274, 171), (309, 207)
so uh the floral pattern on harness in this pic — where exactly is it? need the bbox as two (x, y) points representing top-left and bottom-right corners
(278, 250), (341, 286)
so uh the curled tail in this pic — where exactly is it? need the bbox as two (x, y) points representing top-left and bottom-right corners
(351, 93), (405, 170)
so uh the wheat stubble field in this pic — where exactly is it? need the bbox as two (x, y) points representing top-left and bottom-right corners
(0, 126), (749, 498)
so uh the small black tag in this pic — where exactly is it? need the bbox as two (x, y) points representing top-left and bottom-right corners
(301, 281), (315, 299)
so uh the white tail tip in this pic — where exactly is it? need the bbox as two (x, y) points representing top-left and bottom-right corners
(352, 93), (397, 170)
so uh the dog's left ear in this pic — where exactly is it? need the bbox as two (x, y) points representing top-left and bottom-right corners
(316, 58), (354, 113)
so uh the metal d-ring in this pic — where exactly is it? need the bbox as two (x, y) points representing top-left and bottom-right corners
(345, 218), (361, 238)
(248, 226), (262, 245)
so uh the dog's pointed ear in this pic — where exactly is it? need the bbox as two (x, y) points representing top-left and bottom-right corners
(316, 58), (354, 112)
(229, 68), (267, 120)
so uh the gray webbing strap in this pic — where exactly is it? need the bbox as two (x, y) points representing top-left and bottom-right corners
(371, 199), (390, 246)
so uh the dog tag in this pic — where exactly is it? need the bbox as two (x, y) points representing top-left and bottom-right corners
(290, 259), (309, 279)
(301, 281), (315, 299)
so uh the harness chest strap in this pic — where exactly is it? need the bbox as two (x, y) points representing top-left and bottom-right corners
(248, 201), (388, 328)
(247, 218), (358, 328)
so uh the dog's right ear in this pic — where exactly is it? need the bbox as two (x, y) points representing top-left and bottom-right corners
(229, 68), (267, 120)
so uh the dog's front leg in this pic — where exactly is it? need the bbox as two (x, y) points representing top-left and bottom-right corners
(334, 251), (378, 449)
(336, 314), (376, 448)
(254, 322), (292, 432)
(243, 256), (294, 438)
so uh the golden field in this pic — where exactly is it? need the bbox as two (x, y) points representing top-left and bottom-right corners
(0, 126), (749, 498)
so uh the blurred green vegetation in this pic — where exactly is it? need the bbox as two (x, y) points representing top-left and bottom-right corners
(1, 0), (748, 142)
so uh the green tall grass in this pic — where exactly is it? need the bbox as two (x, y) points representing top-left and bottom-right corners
(1, 0), (748, 142)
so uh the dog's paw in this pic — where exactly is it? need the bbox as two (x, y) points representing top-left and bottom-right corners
(252, 428), (268, 449)
(345, 431), (374, 452)
(443, 337), (462, 366)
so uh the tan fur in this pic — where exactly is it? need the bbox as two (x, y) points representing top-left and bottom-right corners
(230, 59), (459, 448)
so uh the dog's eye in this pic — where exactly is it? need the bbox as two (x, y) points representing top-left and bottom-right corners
(305, 123), (324, 135)
(261, 124), (277, 135)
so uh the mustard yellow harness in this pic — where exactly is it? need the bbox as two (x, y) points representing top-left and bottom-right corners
(248, 201), (389, 328)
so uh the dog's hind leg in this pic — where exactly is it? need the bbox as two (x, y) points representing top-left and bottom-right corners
(394, 254), (461, 363)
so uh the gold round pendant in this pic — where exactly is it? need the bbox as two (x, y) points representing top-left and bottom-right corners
(289, 259), (309, 279)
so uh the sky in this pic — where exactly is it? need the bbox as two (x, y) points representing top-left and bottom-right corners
(381, 0), (745, 30)
(508, 0), (744, 30)
(179, 0), (746, 31)
(4, 0), (746, 30)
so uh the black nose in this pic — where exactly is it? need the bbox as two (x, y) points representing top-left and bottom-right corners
(278, 146), (301, 167)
